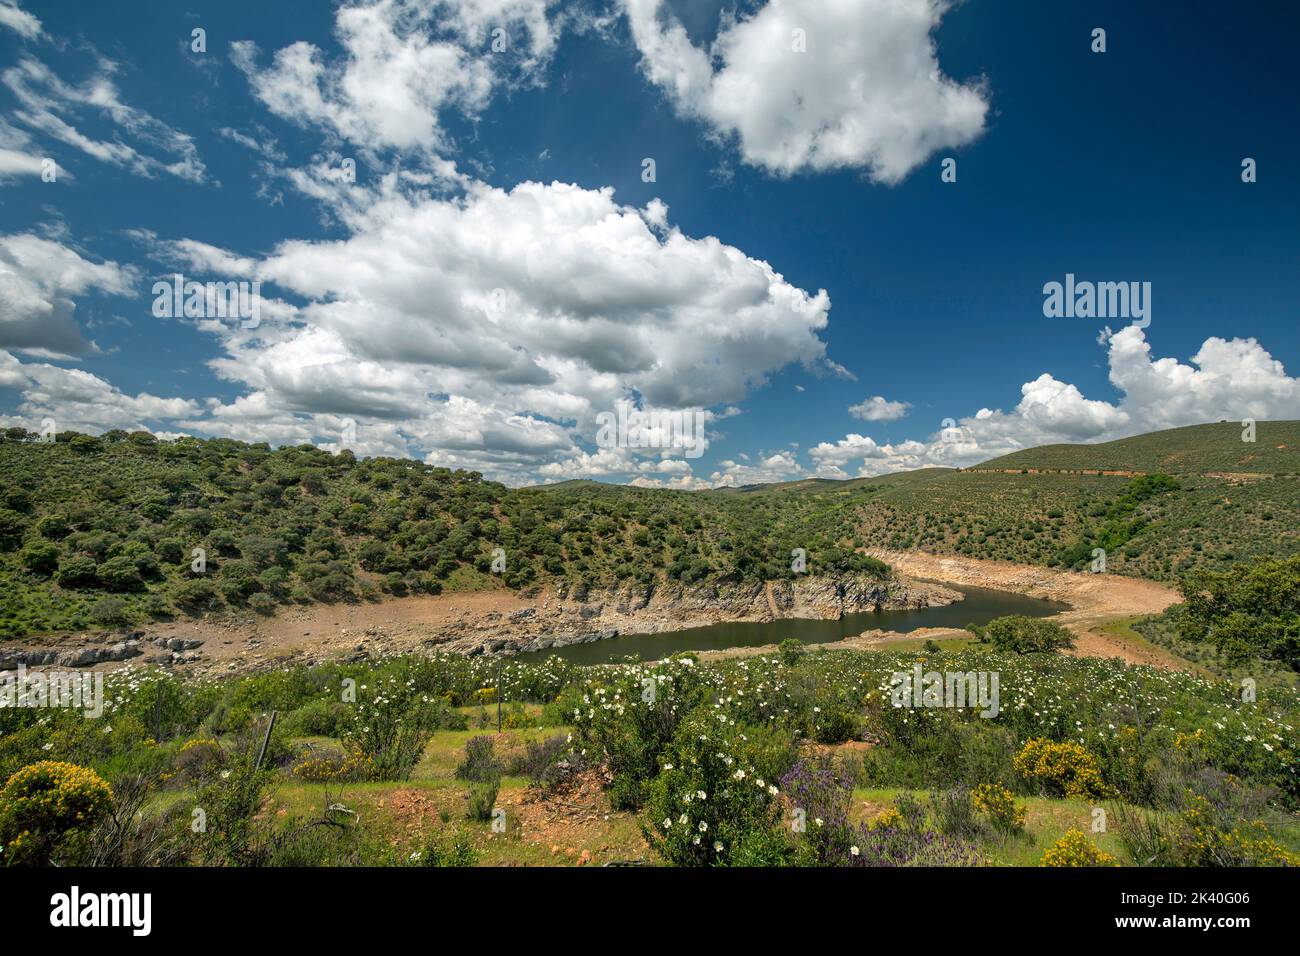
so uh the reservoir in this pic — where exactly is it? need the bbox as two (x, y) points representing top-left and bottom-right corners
(536, 584), (1069, 665)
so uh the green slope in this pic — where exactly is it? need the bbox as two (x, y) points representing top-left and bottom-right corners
(971, 420), (1300, 475)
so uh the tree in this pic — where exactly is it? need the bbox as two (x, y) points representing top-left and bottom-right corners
(55, 555), (99, 589)
(970, 615), (1075, 654)
(96, 555), (146, 592)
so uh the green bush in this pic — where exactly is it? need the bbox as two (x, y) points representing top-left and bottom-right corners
(0, 761), (113, 865)
(970, 615), (1075, 654)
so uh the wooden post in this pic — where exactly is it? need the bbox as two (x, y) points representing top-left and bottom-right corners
(255, 710), (278, 769)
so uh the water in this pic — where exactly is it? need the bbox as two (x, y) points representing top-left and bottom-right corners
(534, 585), (1069, 665)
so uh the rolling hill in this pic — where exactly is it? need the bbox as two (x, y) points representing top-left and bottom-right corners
(0, 421), (1297, 639)
(970, 420), (1300, 475)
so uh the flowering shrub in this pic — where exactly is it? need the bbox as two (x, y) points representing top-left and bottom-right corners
(571, 657), (708, 809)
(291, 749), (375, 782)
(1039, 828), (1117, 867)
(972, 783), (1025, 834)
(644, 711), (781, 866)
(409, 833), (478, 867)
(1174, 793), (1298, 867)
(340, 673), (460, 780)
(867, 806), (902, 831)
(780, 757), (856, 865)
(174, 737), (224, 783)
(0, 761), (113, 865)
(1014, 738), (1109, 799)
(848, 824), (984, 867)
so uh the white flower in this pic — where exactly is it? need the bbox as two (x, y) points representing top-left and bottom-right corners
(714, 842), (723, 852)
(850, 846), (860, 857)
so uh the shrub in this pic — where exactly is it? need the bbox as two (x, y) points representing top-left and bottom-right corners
(174, 737), (225, 784)
(571, 657), (707, 810)
(848, 823), (984, 867)
(971, 783), (1025, 834)
(466, 779), (499, 822)
(1014, 738), (1109, 799)
(456, 736), (502, 784)
(339, 674), (447, 780)
(20, 541), (60, 576)
(292, 749), (375, 783)
(1113, 786), (1299, 867)
(778, 638), (805, 666)
(55, 555), (99, 589)
(779, 757), (855, 865)
(0, 761), (113, 865)
(812, 705), (859, 745)
(89, 596), (130, 628)
(928, 787), (982, 840)
(505, 734), (585, 793)
(643, 711), (782, 866)
(973, 615), (1075, 654)
(172, 578), (220, 612)
(281, 698), (347, 737)
(410, 833), (478, 867)
(96, 555), (145, 592)
(1040, 828), (1117, 867)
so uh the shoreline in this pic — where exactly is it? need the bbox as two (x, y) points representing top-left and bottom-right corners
(0, 551), (1190, 675)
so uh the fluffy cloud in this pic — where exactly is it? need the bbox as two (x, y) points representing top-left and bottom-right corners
(621, 0), (988, 182)
(706, 450), (805, 488)
(143, 176), (832, 481)
(807, 326), (1300, 479)
(0, 234), (136, 357)
(0, 350), (200, 434)
(232, 0), (562, 156)
(848, 395), (910, 421)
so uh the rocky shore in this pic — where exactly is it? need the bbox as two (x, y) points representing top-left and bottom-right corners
(0, 572), (960, 676)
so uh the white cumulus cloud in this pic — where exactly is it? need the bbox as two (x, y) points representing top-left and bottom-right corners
(621, 0), (988, 182)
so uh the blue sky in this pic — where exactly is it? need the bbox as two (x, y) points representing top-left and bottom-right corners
(1, 0), (1297, 486)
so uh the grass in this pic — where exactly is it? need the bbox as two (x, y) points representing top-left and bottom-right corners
(252, 714), (1300, 867)
(266, 720), (653, 866)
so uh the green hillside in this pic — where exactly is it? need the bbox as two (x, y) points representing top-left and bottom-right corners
(0, 431), (885, 640)
(971, 420), (1300, 475)
(1, 422), (1298, 640)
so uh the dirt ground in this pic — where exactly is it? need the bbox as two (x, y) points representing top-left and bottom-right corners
(865, 549), (1186, 668)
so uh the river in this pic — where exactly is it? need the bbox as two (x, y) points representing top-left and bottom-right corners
(532, 584), (1070, 664)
